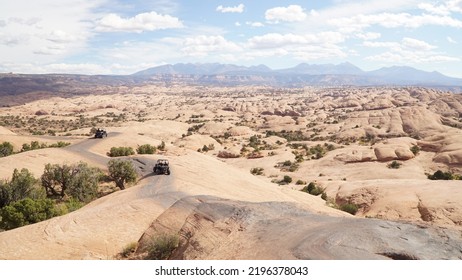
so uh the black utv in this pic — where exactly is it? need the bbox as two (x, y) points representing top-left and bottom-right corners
(153, 159), (170, 175)
(94, 129), (107, 138)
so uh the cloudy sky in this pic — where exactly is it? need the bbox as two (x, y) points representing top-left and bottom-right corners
(1, 0), (461, 77)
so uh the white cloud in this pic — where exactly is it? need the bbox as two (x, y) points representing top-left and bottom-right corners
(0, 0), (104, 67)
(0, 62), (111, 75)
(330, 12), (462, 31)
(418, 1), (462, 15)
(248, 32), (345, 49)
(355, 32), (382, 40)
(265, 5), (307, 23)
(96, 11), (184, 33)
(248, 33), (308, 48)
(402, 37), (436, 51)
(182, 35), (242, 57)
(366, 51), (460, 63)
(47, 30), (78, 44)
(246, 21), (264, 27)
(447, 36), (457, 44)
(216, 4), (245, 13)
(364, 37), (459, 64)
(363, 37), (436, 51)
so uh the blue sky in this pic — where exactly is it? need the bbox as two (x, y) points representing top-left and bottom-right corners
(1, 0), (461, 77)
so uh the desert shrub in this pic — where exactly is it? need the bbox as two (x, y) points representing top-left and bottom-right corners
(295, 180), (306, 185)
(410, 145), (420, 155)
(66, 163), (102, 203)
(48, 141), (71, 148)
(0, 198), (60, 230)
(250, 167), (264, 176)
(63, 197), (84, 212)
(145, 234), (179, 260)
(137, 144), (156, 154)
(8, 168), (38, 203)
(309, 144), (326, 159)
(41, 162), (103, 200)
(0, 168), (42, 208)
(282, 175), (292, 184)
(340, 203), (359, 215)
(107, 159), (137, 190)
(301, 182), (326, 196)
(108, 146), (135, 157)
(277, 160), (299, 172)
(387, 161), (402, 169)
(0, 142), (14, 157)
(41, 163), (75, 198)
(121, 242), (138, 258)
(0, 181), (10, 208)
(157, 141), (166, 151)
(217, 150), (240, 158)
(427, 170), (459, 180)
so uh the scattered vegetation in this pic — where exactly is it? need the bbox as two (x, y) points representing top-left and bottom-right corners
(199, 144), (215, 153)
(281, 175), (292, 184)
(410, 145), (420, 155)
(120, 242), (138, 258)
(427, 170), (461, 180)
(276, 160), (299, 172)
(295, 180), (306, 185)
(0, 168), (40, 208)
(0, 198), (61, 230)
(250, 167), (264, 176)
(301, 182), (327, 198)
(387, 161), (402, 169)
(217, 150), (240, 158)
(41, 162), (103, 201)
(0, 142), (14, 157)
(107, 159), (137, 190)
(145, 234), (179, 260)
(265, 130), (309, 142)
(108, 146), (135, 157)
(339, 203), (359, 215)
(136, 144), (156, 154)
(157, 141), (166, 151)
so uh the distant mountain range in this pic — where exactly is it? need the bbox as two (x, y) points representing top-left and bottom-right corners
(132, 62), (462, 88)
(1, 63), (462, 103)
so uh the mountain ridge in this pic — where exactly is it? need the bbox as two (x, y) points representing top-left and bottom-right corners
(132, 62), (462, 87)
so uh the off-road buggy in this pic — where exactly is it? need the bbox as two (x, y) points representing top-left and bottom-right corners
(153, 159), (170, 175)
(94, 128), (107, 138)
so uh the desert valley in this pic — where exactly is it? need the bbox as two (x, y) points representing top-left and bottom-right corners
(0, 67), (462, 260)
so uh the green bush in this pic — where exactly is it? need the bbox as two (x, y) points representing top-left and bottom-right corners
(410, 145), (420, 155)
(282, 175), (292, 184)
(121, 242), (138, 258)
(137, 144), (156, 154)
(66, 163), (102, 203)
(108, 146), (135, 157)
(340, 203), (359, 215)
(157, 141), (166, 151)
(0, 168), (40, 208)
(0, 141), (14, 157)
(0, 198), (60, 230)
(250, 167), (264, 176)
(108, 159), (137, 190)
(302, 182), (326, 196)
(145, 234), (179, 260)
(427, 170), (459, 180)
(41, 162), (103, 200)
(387, 161), (402, 169)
